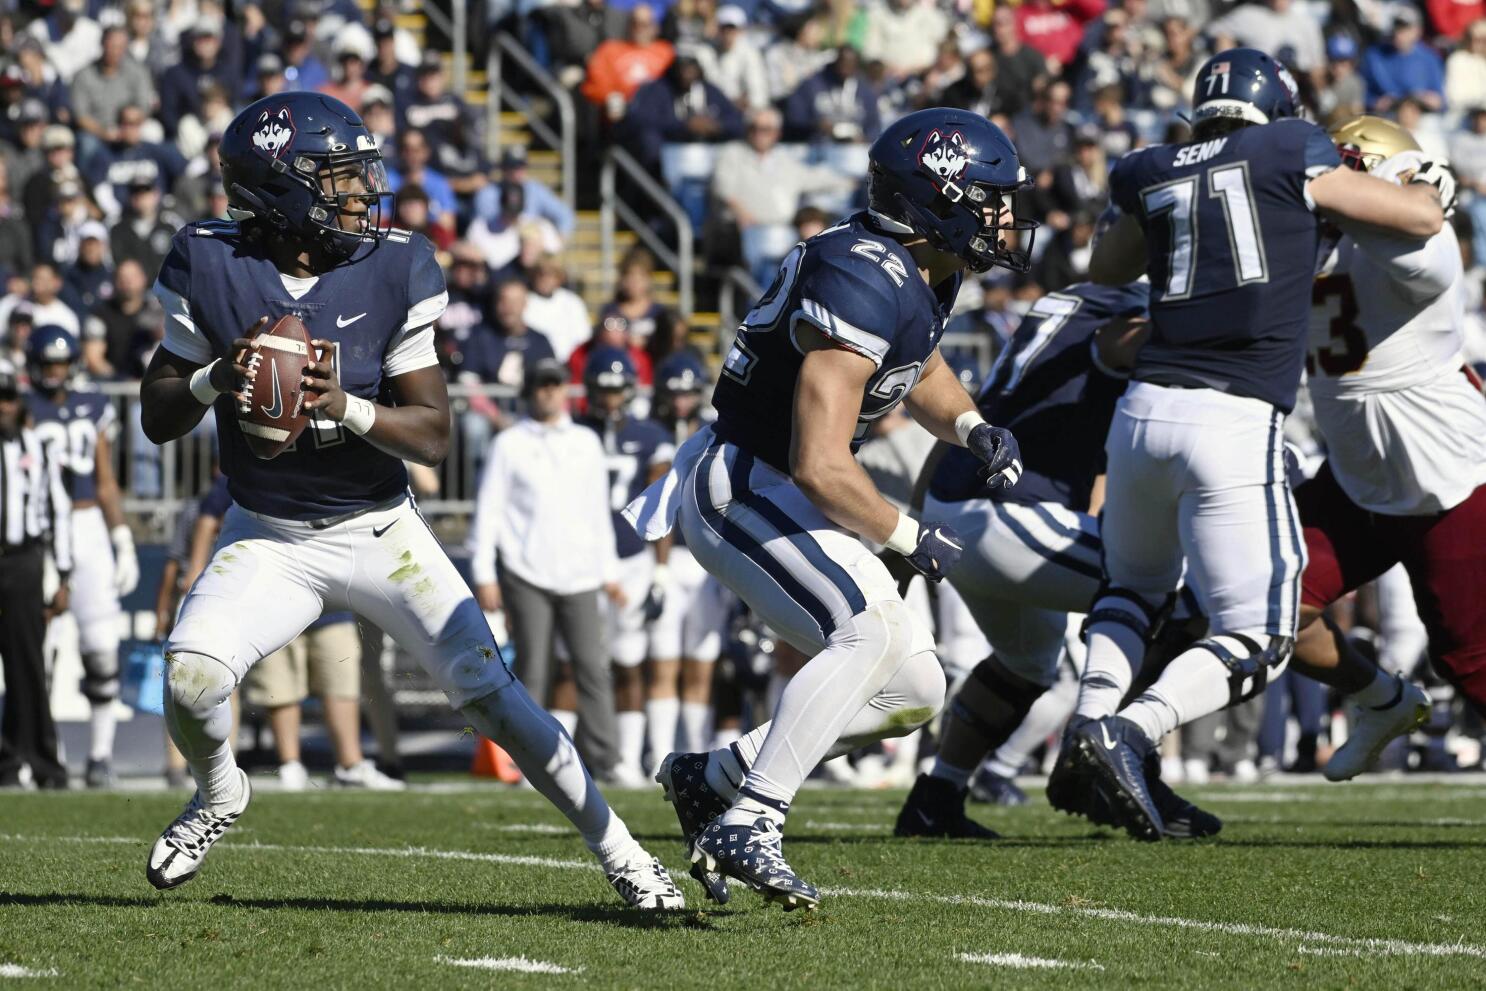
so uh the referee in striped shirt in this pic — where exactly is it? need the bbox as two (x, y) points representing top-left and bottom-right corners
(0, 357), (73, 789)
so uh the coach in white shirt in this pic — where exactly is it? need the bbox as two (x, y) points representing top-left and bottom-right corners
(470, 358), (622, 776)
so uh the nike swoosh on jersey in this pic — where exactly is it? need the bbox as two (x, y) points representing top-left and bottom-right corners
(337, 313), (368, 328)
(260, 360), (283, 419)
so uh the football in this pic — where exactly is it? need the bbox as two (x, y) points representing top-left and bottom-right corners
(237, 313), (314, 460)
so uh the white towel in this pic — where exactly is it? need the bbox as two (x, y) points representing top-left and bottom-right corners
(622, 424), (715, 541)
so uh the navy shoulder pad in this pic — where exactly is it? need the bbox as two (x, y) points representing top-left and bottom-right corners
(792, 237), (907, 369)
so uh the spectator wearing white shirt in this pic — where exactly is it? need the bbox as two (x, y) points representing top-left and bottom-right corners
(522, 255), (591, 363)
(713, 6), (769, 111)
(1209, 0), (1326, 85)
(712, 108), (856, 282)
(0, 263), (81, 340)
(470, 358), (622, 776)
(1447, 19), (1486, 110)
(860, 0), (951, 80)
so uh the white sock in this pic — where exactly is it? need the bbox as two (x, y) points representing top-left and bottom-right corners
(1352, 669), (1402, 709)
(463, 683), (642, 871)
(551, 709), (578, 738)
(888, 728), (921, 771)
(1120, 643), (1240, 744)
(88, 702), (117, 762)
(711, 726), (741, 749)
(719, 794), (786, 828)
(679, 702), (713, 753)
(617, 710), (646, 771)
(928, 758), (972, 789)
(988, 671), (1078, 778)
(1076, 616), (1148, 720)
(195, 743), (245, 813)
(645, 697), (680, 769)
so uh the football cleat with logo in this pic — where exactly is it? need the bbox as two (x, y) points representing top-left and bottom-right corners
(1325, 678), (1430, 782)
(606, 854), (686, 910)
(146, 769), (251, 890)
(1065, 717), (1165, 842)
(692, 815), (819, 911)
(894, 774), (1000, 839)
(655, 752), (731, 904)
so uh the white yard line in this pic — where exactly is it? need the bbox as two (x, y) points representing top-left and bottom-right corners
(436, 956), (582, 975)
(5, 834), (1484, 960)
(957, 952), (1102, 971)
(0, 965), (58, 978)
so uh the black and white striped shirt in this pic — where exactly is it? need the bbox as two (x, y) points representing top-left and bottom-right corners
(0, 426), (72, 572)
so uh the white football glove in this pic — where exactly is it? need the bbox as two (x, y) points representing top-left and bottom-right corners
(111, 524), (139, 596)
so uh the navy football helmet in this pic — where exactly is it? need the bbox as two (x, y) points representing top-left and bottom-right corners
(866, 108), (1036, 274)
(656, 352), (708, 395)
(219, 92), (391, 263)
(584, 346), (638, 392)
(1191, 48), (1299, 137)
(26, 325), (79, 392)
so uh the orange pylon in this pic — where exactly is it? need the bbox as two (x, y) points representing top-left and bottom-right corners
(471, 735), (522, 783)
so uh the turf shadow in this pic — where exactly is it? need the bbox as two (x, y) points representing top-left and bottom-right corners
(0, 891), (731, 929)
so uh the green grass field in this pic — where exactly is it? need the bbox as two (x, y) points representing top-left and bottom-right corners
(3, 777), (1485, 988)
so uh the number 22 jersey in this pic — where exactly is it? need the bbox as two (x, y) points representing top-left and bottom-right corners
(711, 213), (959, 474)
(1110, 118), (1341, 413)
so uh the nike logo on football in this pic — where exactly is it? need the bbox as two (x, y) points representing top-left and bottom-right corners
(1100, 723), (1118, 750)
(260, 360), (283, 419)
(337, 313), (367, 328)
(372, 520), (397, 538)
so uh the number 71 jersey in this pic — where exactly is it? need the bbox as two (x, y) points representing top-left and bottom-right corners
(711, 212), (959, 473)
(1110, 118), (1341, 413)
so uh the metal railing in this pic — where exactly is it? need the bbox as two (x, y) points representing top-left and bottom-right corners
(486, 31), (577, 207)
(718, 266), (763, 350)
(416, 0), (467, 102)
(600, 147), (694, 316)
(96, 381), (523, 537)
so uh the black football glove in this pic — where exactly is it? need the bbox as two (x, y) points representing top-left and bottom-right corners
(641, 577), (666, 623)
(1411, 160), (1457, 220)
(905, 522), (963, 583)
(967, 422), (1023, 490)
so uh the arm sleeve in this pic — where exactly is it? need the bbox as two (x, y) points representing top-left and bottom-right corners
(788, 254), (902, 369)
(468, 432), (507, 586)
(1107, 154), (1140, 216)
(154, 230), (216, 365)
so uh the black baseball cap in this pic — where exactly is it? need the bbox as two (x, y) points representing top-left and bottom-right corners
(523, 357), (567, 392)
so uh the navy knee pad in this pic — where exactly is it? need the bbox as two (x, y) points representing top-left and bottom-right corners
(948, 655), (1049, 749)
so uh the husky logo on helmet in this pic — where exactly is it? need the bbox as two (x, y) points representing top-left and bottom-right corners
(252, 107), (295, 160)
(919, 129), (970, 185)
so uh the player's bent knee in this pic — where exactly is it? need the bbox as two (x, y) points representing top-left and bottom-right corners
(164, 649), (240, 716)
(1083, 584), (1175, 644)
(1194, 632), (1293, 706)
(949, 655), (1048, 739)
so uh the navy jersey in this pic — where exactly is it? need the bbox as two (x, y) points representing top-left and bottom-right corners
(26, 386), (115, 503)
(1109, 119), (1341, 412)
(580, 414), (675, 559)
(931, 282), (1150, 510)
(155, 221), (446, 520)
(712, 213), (959, 473)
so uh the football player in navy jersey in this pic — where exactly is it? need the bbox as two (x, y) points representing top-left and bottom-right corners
(630, 108), (1032, 909)
(135, 93), (683, 909)
(891, 279), (1220, 841)
(25, 326), (140, 789)
(1059, 49), (1449, 840)
(577, 347), (674, 785)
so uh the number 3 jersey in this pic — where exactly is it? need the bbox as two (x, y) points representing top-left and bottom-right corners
(711, 213), (959, 473)
(1110, 118), (1341, 413)
(153, 220), (448, 520)
(1308, 221), (1486, 515)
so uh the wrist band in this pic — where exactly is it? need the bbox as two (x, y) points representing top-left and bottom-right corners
(652, 563), (670, 585)
(884, 511), (920, 556)
(189, 360), (222, 405)
(954, 410), (987, 447)
(341, 394), (376, 436)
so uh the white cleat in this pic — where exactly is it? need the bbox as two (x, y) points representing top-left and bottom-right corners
(146, 769), (251, 890)
(606, 854), (686, 910)
(1326, 679), (1431, 782)
(332, 759), (406, 791)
